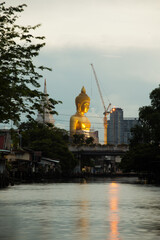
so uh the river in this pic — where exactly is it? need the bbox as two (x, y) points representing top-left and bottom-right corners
(0, 177), (160, 240)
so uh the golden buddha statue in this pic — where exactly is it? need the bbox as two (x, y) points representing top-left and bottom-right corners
(70, 86), (91, 137)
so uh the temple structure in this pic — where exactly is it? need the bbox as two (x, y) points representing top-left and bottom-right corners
(36, 79), (55, 126)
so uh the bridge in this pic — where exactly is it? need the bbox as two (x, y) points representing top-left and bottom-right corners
(69, 145), (128, 157)
(69, 145), (129, 174)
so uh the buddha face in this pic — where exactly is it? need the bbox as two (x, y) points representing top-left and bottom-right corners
(78, 101), (90, 115)
(81, 102), (90, 114)
(75, 87), (90, 115)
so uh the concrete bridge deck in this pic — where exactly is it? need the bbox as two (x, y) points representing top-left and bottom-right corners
(69, 145), (129, 157)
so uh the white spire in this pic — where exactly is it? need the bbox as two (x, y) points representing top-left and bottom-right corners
(44, 79), (47, 94)
(36, 79), (55, 126)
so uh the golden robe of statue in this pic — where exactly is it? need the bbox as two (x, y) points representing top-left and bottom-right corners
(70, 86), (91, 137)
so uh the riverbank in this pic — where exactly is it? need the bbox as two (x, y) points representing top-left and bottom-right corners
(0, 172), (139, 188)
(2, 170), (160, 188)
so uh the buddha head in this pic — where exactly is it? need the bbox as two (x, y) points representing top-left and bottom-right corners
(75, 87), (90, 115)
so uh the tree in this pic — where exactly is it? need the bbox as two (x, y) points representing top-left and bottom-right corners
(150, 85), (160, 110)
(129, 124), (151, 147)
(0, 2), (60, 124)
(72, 134), (94, 145)
(129, 85), (160, 146)
(19, 120), (77, 174)
(85, 136), (94, 145)
(120, 85), (160, 179)
(138, 85), (160, 145)
(72, 134), (85, 145)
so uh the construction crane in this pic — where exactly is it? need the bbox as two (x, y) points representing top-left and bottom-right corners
(91, 63), (111, 145)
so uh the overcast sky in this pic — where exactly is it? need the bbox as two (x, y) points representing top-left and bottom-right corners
(5, 0), (160, 142)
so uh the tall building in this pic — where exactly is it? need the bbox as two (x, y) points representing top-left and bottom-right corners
(123, 118), (138, 144)
(107, 108), (124, 145)
(107, 108), (138, 145)
(36, 80), (55, 126)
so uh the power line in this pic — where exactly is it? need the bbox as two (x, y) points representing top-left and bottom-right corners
(56, 113), (104, 119)
(18, 112), (105, 119)
(54, 119), (103, 125)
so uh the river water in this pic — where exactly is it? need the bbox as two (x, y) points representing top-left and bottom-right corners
(0, 177), (160, 240)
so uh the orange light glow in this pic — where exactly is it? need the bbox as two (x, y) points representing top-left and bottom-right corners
(110, 197), (118, 211)
(112, 108), (116, 112)
(111, 182), (117, 187)
(108, 182), (119, 240)
(77, 200), (89, 239)
(109, 214), (119, 238)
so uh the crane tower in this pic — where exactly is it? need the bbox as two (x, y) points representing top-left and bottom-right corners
(91, 64), (111, 144)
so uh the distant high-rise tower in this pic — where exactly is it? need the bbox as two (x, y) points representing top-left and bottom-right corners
(123, 118), (139, 144)
(108, 108), (124, 145)
(107, 107), (139, 145)
(36, 79), (55, 126)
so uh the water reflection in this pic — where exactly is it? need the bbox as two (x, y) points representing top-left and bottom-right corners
(108, 182), (120, 240)
(77, 200), (89, 240)
(1, 180), (160, 240)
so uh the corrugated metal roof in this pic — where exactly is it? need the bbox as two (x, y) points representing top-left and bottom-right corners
(41, 157), (60, 163)
(0, 149), (10, 153)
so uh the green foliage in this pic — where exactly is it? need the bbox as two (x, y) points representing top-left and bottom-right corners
(136, 85), (160, 145)
(72, 134), (85, 145)
(121, 144), (160, 173)
(129, 85), (160, 146)
(19, 120), (77, 173)
(129, 124), (151, 147)
(72, 134), (94, 146)
(0, 2), (60, 124)
(121, 85), (160, 176)
(150, 86), (160, 110)
(85, 136), (94, 145)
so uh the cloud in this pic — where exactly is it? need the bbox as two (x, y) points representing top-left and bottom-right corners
(7, 0), (160, 50)
(102, 55), (122, 59)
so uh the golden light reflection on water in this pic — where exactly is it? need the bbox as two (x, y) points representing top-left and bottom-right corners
(77, 183), (89, 240)
(108, 182), (120, 240)
(78, 200), (89, 229)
